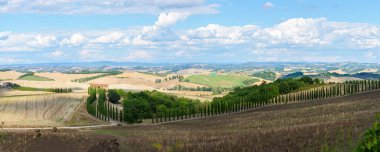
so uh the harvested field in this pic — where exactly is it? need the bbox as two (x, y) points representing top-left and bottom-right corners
(35, 72), (102, 82)
(326, 76), (362, 83)
(18, 75), (54, 81)
(0, 130), (119, 152)
(115, 71), (162, 82)
(0, 89), (53, 97)
(0, 71), (24, 80)
(185, 74), (258, 88)
(0, 94), (86, 127)
(6, 80), (89, 92)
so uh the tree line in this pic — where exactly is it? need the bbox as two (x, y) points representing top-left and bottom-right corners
(72, 71), (122, 83)
(86, 77), (380, 124)
(150, 78), (380, 123)
(12, 84), (72, 93)
(168, 85), (226, 94)
(155, 75), (184, 83)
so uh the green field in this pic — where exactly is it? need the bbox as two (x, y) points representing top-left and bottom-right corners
(185, 74), (258, 88)
(18, 75), (54, 81)
(251, 71), (276, 81)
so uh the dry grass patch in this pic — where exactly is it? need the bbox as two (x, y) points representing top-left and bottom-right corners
(35, 72), (102, 82)
(0, 94), (84, 127)
(0, 71), (24, 80)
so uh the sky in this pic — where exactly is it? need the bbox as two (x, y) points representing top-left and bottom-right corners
(0, 0), (380, 64)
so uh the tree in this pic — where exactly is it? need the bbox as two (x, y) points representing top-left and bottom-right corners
(300, 76), (314, 85)
(314, 78), (321, 84)
(108, 89), (121, 103)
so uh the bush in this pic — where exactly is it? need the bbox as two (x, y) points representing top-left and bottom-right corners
(355, 113), (380, 152)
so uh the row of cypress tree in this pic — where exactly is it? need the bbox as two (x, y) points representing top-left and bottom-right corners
(151, 79), (380, 123)
(86, 87), (125, 123)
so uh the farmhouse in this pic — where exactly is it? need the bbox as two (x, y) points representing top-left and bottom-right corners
(90, 83), (109, 90)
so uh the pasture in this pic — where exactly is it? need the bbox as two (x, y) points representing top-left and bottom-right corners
(184, 74), (258, 88)
(18, 75), (54, 81)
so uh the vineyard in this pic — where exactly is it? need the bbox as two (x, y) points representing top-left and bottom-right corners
(85, 79), (380, 125)
(149, 80), (380, 123)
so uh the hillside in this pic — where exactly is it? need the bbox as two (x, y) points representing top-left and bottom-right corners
(1, 90), (380, 151)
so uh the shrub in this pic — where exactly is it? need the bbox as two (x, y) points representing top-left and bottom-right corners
(355, 113), (380, 152)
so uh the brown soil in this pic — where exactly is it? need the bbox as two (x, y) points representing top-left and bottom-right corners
(0, 130), (119, 152)
(1, 90), (380, 152)
(96, 90), (380, 152)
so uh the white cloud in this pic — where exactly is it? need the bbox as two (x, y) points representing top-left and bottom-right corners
(252, 18), (380, 49)
(2, 18), (380, 63)
(155, 12), (189, 28)
(253, 18), (331, 46)
(91, 32), (124, 44)
(28, 34), (56, 47)
(0, 0), (219, 15)
(140, 12), (189, 41)
(0, 33), (35, 52)
(263, 2), (274, 9)
(61, 33), (85, 46)
(185, 24), (257, 44)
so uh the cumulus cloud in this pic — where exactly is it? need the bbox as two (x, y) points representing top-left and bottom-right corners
(263, 2), (274, 9)
(91, 32), (124, 44)
(28, 34), (56, 47)
(185, 24), (257, 44)
(140, 12), (189, 41)
(253, 18), (380, 48)
(61, 33), (85, 46)
(2, 18), (380, 62)
(0, 0), (219, 15)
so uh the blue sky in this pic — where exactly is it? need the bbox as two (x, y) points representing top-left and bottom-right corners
(0, 0), (380, 64)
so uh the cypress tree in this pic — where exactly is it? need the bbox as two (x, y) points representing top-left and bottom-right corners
(120, 110), (123, 122)
(164, 111), (167, 121)
(169, 109), (171, 121)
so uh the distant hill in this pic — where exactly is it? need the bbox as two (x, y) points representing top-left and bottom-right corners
(352, 72), (380, 80)
(281, 72), (380, 80)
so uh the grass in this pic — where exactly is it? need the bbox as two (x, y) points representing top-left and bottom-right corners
(72, 71), (122, 83)
(18, 75), (54, 81)
(185, 74), (258, 88)
(251, 71), (276, 81)
(0, 79), (11, 81)
(12, 86), (72, 93)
